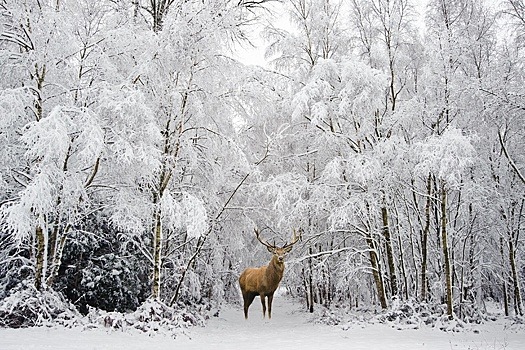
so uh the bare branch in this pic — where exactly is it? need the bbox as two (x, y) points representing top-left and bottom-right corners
(499, 128), (525, 185)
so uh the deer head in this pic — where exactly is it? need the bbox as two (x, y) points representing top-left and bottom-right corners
(254, 228), (301, 263)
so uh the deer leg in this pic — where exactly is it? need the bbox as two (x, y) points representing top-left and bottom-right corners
(260, 294), (267, 318)
(243, 292), (256, 319)
(267, 293), (274, 319)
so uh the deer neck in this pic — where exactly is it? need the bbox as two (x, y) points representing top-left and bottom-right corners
(266, 255), (285, 284)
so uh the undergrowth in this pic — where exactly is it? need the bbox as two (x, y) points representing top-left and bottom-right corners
(0, 287), (209, 337)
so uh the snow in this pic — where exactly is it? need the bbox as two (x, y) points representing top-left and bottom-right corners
(1, 296), (523, 350)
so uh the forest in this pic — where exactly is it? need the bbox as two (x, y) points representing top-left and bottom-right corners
(0, 0), (524, 331)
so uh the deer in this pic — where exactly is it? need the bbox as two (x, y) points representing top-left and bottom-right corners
(238, 228), (301, 319)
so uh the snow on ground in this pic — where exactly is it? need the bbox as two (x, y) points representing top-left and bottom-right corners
(1, 296), (524, 350)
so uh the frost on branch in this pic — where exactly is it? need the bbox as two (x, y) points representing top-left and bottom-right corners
(414, 127), (477, 187)
(181, 193), (208, 238)
(291, 58), (387, 135)
(1, 104), (105, 242)
(337, 60), (386, 120)
(160, 191), (184, 230)
(22, 106), (70, 165)
(0, 88), (33, 188)
(75, 110), (104, 167)
(111, 189), (207, 239)
(1, 170), (56, 242)
(23, 106), (105, 172)
(257, 173), (309, 230)
(321, 157), (345, 183)
(98, 84), (161, 172)
(161, 192), (208, 238)
(110, 189), (153, 234)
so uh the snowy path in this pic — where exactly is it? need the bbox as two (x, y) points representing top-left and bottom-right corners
(1, 296), (524, 350)
(178, 297), (347, 350)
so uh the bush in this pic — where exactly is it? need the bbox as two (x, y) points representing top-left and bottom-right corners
(0, 287), (81, 328)
(85, 298), (207, 337)
(55, 224), (150, 314)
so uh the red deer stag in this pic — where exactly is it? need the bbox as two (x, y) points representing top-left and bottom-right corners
(238, 228), (301, 319)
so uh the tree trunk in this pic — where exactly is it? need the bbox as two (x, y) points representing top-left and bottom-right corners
(421, 173), (432, 302)
(151, 0), (165, 33)
(302, 268), (310, 311)
(308, 246), (314, 313)
(500, 237), (509, 316)
(366, 235), (388, 309)
(397, 233), (409, 300)
(133, 0), (139, 19)
(441, 182), (454, 320)
(34, 224), (47, 291)
(381, 205), (398, 298)
(510, 198), (524, 316)
(405, 191), (419, 299)
(150, 0), (176, 33)
(509, 236), (523, 316)
(152, 206), (163, 299)
(46, 233), (67, 287)
(392, 200), (408, 299)
(34, 64), (46, 122)
(33, 62), (47, 292)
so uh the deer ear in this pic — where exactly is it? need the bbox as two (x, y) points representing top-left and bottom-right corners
(283, 245), (293, 253)
(266, 246), (275, 253)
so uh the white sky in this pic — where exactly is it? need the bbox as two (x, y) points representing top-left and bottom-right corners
(232, 2), (287, 67)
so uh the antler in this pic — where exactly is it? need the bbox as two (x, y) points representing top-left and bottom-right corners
(254, 228), (302, 249)
(281, 228), (302, 250)
(254, 228), (277, 249)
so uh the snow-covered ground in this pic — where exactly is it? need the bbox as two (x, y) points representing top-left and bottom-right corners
(1, 296), (523, 350)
